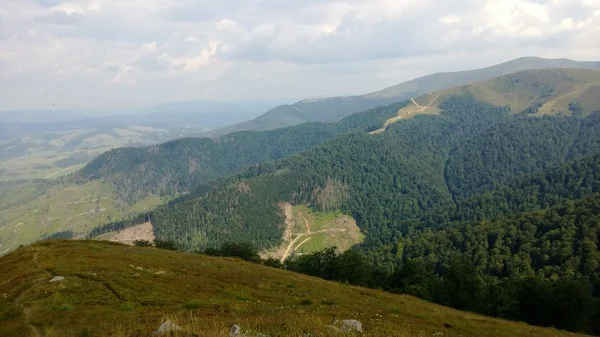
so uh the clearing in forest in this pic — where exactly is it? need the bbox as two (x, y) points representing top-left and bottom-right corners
(263, 204), (363, 263)
(95, 222), (156, 245)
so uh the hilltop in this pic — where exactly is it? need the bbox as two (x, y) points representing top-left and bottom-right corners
(216, 57), (600, 134)
(372, 68), (600, 133)
(0, 240), (580, 337)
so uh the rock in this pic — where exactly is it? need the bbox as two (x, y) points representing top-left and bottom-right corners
(49, 276), (65, 283)
(135, 266), (144, 271)
(154, 271), (166, 275)
(152, 320), (181, 336)
(133, 274), (141, 277)
(331, 320), (362, 333)
(230, 325), (241, 336)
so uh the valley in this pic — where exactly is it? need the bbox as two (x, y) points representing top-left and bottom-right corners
(3, 60), (600, 335)
(0, 181), (161, 254)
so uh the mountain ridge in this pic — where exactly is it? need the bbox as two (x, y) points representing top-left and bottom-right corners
(214, 57), (600, 135)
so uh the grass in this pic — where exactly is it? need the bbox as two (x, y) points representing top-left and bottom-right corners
(0, 240), (583, 336)
(374, 68), (600, 133)
(0, 181), (162, 255)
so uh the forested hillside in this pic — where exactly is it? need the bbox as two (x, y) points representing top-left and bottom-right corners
(86, 91), (600, 333)
(74, 102), (406, 204)
(132, 94), (600, 252)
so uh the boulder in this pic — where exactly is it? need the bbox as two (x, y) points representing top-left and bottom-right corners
(330, 320), (362, 334)
(230, 325), (241, 336)
(152, 320), (181, 336)
(49, 276), (65, 283)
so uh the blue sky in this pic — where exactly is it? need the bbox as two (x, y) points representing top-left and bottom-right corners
(0, 0), (599, 110)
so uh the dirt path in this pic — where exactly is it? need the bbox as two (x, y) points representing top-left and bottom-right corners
(487, 93), (512, 100)
(300, 212), (311, 234)
(411, 98), (425, 111)
(16, 248), (45, 337)
(294, 237), (312, 253)
(58, 216), (71, 232)
(280, 234), (307, 263)
(371, 92), (443, 135)
(281, 203), (294, 242)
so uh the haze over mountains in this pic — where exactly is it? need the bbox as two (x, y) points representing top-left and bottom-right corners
(3, 59), (600, 335)
(215, 57), (600, 134)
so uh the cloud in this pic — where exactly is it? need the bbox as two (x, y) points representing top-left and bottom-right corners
(38, 10), (84, 25)
(0, 0), (599, 109)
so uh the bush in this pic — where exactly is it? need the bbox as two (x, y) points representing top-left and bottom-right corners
(263, 258), (282, 268)
(154, 240), (178, 251)
(133, 240), (153, 247)
(213, 242), (261, 262)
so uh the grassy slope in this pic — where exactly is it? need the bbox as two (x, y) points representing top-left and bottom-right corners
(374, 68), (600, 133)
(0, 182), (161, 255)
(0, 240), (582, 337)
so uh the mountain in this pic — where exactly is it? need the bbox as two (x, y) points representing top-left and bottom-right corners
(3, 68), (599, 255)
(0, 240), (579, 337)
(215, 57), (600, 134)
(0, 100), (276, 181)
(371, 67), (600, 133)
(79, 70), (600, 333)
(4, 67), (600, 333)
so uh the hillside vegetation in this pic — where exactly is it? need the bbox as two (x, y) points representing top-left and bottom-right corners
(375, 68), (600, 133)
(0, 240), (581, 337)
(216, 57), (600, 134)
(0, 181), (161, 254)
(93, 83), (600, 333)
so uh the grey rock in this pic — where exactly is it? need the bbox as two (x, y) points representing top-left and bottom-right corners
(152, 320), (181, 336)
(154, 271), (166, 275)
(49, 276), (65, 283)
(135, 266), (144, 271)
(230, 325), (241, 336)
(331, 320), (363, 333)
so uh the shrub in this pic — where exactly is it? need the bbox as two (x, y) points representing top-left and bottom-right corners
(133, 240), (153, 247)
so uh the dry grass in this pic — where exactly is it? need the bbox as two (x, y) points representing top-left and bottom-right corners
(371, 68), (600, 134)
(0, 240), (583, 337)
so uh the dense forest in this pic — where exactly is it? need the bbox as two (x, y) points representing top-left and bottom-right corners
(140, 96), (600, 253)
(84, 87), (600, 333)
(73, 102), (407, 204)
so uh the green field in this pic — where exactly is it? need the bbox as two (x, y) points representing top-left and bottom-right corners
(0, 240), (581, 336)
(0, 181), (161, 255)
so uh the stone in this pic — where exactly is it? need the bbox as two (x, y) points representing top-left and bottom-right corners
(135, 266), (144, 271)
(331, 320), (362, 333)
(230, 325), (241, 336)
(154, 271), (166, 275)
(49, 276), (65, 283)
(152, 320), (181, 336)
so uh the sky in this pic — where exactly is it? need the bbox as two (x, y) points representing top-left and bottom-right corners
(1, 0), (599, 110)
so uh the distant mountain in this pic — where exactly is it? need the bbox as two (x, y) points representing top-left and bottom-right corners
(135, 100), (278, 129)
(371, 68), (600, 133)
(216, 57), (600, 134)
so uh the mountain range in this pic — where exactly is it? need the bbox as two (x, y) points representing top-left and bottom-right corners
(3, 58), (600, 334)
(214, 57), (600, 134)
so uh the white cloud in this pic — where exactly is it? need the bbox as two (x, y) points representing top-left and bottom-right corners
(0, 0), (598, 109)
(439, 15), (462, 24)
